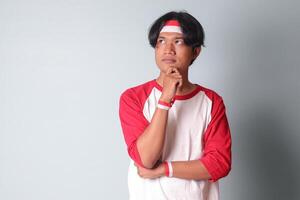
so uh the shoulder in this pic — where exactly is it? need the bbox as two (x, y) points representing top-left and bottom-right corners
(198, 84), (223, 103)
(196, 84), (228, 117)
(120, 80), (156, 104)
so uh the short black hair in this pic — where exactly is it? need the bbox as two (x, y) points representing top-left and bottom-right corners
(148, 11), (205, 49)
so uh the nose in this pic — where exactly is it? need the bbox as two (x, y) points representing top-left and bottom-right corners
(164, 42), (175, 55)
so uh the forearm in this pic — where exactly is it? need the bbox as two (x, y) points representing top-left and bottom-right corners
(135, 160), (212, 181)
(137, 107), (168, 168)
(136, 69), (181, 169)
(170, 160), (211, 180)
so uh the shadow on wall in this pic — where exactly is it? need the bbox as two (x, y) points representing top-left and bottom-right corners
(231, 18), (300, 199)
(239, 104), (298, 200)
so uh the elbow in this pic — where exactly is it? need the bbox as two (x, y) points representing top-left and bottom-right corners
(141, 162), (155, 169)
(213, 156), (231, 181)
(208, 162), (231, 182)
(215, 159), (232, 181)
(136, 142), (160, 169)
(128, 142), (157, 169)
(200, 152), (232, 182)
(220, 151), (232, 178)
(220, 161), (231, 178)
(140, 156), (158, 169)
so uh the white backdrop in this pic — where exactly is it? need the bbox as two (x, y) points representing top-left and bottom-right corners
(1, 0), (300, 199)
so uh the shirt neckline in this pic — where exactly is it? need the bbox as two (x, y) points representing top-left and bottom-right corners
(152, 79), (201, 100)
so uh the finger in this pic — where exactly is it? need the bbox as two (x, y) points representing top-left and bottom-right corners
(171, 71), (182, 77)
(174, 78), (182, 88)
(169, 76), (182, 83)
(171, 74), (182, 79)
(179, 79), (183, 88)
(166, 67), (175, 74)
(170, 69), (178, 74)
(171, 68), (181, 74)
(172, 67), (178, 72)
(168, 71), (180, 77)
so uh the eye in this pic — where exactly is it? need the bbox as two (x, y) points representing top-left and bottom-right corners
(157, 38), (165, 44)
(175, 39), (184, 45)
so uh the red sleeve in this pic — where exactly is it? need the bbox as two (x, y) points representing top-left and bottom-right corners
(200, 96), (232, 182)
(119, 89), (150, 167)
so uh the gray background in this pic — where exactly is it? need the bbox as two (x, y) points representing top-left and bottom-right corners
(1, 0), (299, 199)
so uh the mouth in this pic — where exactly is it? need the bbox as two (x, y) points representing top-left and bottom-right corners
(162, 58), (176, 64)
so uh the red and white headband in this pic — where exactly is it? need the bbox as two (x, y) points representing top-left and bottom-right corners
(160, 20), (183, 34)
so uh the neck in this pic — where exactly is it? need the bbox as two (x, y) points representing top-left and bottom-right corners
(156, 71), (196, 95)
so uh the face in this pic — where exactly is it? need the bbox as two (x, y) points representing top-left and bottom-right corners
(155, 32), (200, 74)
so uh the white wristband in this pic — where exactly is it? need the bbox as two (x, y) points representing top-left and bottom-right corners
(157, 104), (170, 110)
(167, 161), (173, 177)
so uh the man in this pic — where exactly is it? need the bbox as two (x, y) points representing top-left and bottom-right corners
(119, 11), (231, 200)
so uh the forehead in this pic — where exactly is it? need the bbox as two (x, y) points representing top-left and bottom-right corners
(158, 32), (184, 39)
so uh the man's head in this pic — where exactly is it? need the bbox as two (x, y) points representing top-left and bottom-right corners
(148, 11), (205, 73)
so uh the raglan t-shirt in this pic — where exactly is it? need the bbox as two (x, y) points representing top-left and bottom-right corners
(119, 79), (231, 200)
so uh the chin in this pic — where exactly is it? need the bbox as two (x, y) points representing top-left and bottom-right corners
(156, 64), (167, 73)
(157, 63), (180, 73)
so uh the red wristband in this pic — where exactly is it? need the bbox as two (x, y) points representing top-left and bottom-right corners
(163, 161), (169, 177)
(158, 100), (172, 108)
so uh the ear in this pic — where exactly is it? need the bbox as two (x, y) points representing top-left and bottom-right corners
(193, 47), (201, 59)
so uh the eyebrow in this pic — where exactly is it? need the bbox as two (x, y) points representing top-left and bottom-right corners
(157, 36), (184, 39)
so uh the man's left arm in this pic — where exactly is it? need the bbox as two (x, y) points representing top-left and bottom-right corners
(136, 96), (232, 182)
(136, 160), (212, 180)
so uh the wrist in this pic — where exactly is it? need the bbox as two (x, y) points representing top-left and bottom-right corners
(157, 99), (173, 111)
(163, 161), (173, 177)
(159, 97), (172, 103)
(160, 163), (167, 177)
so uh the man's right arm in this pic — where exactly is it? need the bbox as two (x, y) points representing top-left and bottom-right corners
(136, 103), (169, 168)
(119, 67), (182, 169)
(136, 68), (182, 169)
